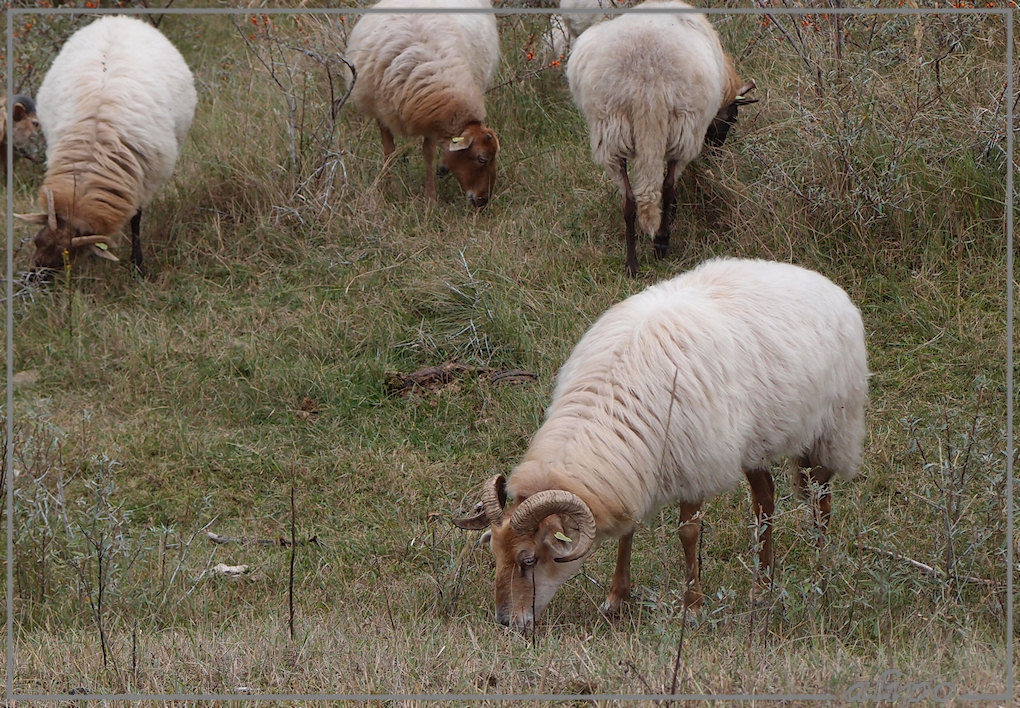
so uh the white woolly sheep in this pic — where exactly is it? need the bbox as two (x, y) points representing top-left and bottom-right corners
(541, 0), (629, 62)
(1, 94), (41, 165)
(455, 258), (868, 629)
(16, 16), (196, 274)
(346, 0), (501, 208)
(566, 0), (756, 276)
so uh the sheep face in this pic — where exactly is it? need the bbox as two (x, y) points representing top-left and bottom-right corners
(440, 123), (499, 208)
(706, 81), (757, 148)
(16, 190), (119, 270)
(453, 476), (598, 629)
(22, 221), (118, 270)
(9, 96), (41, 149)
(488, 514), (584, 629)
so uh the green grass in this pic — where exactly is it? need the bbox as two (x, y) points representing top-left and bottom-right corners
(2, 4), (1014, 699)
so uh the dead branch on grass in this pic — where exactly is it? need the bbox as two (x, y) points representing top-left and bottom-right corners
(386, 362), (536, 396)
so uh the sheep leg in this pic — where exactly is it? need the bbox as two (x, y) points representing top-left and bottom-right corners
(600, 531), (633, 616)
(744, 467), (775, 589)
(619, 160), (638, 277)
(130, 209), (146, 276)
(422, 137), (438, 202)
(678, 501), (703, 608)
(378, 121), (395, 160)
(653, 159), (679, 259)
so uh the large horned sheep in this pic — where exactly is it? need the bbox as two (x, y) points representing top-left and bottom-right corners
(346, 0), (501, 208)
(566, 0), (756, 276)
(455, 258), (868, 629)
(1, 94), (41, 165)
(16, 16), (196, 275)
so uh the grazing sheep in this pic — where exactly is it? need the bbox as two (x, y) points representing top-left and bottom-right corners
(566, 0), (756, 276)
(346, 0), (501, 208)
(15, 16), (196, 274)
(542, 0), (629, 61)
(1, 94), (41, 165)
(455, 258), (868, 629)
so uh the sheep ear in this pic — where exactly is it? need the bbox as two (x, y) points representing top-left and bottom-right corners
(12, 103), (27, 121)
(447, 135), (474, 152)
(14, 212), (48, 226)
(88, 244), (120, 262)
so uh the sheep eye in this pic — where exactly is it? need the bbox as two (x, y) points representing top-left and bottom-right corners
(477, 155), (489, 165)
(520, 555), (536, 568)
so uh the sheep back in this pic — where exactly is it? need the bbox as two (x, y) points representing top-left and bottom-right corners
(566, 1), (731, 236)
(347, 0), (499, 140)
(509, 258), (868, 535)
(36, 16), (196, 233)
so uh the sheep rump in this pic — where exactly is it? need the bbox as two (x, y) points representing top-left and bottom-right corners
(508, 257), (869, 537)
(35, 16), (196, 237)
(346, 0), (499, 142)
(566, 0), (744, 237)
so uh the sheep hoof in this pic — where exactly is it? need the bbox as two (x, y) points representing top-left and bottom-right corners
(653, 240), (669, 259)
(600, 595), (627, 616)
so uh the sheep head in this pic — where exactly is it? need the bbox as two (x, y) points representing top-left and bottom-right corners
(8, 95), (41, 150)
(439, 122), (499, 208)
(15, 187), (119, 269)
(453, 474), (597, 629)
(706, 80), (757, 148)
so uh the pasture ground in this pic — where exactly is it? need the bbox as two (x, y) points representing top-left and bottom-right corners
(2, 2), (1015, 700)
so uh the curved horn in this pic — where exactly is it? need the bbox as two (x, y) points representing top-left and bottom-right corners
(734, 80), (758, 105)
(452, 474), (507, 530)
(70, 235), (115, 248)
(42, 187), (56, 231)
(509, 490), (596, 563)
(480, 474), (507, 525)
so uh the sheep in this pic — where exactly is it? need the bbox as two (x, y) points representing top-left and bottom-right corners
(541, 0), (628, 62)
(1, 94), (41, 165)
(565, 0), (757, 276)
(454, 258), (868, 629)
(346, 0), (501, 208)
(15, 16), (196, 275)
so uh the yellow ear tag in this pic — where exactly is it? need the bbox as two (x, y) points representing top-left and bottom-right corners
(95, 243), (108, 251)
(451, 136), (465, 143)
(554, 531), (572, 543)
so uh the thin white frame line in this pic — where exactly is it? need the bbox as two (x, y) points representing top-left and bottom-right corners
(1005, 7), (1015, 705)
(3, 5), (1013, 704)
(3, 6), (1013, 15)
(5, 5), (14, 704)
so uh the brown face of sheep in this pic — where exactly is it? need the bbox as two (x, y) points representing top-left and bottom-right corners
(10, 96), (41, 149)
(15, 189), (119, 270)
(439, 123), (499, 208)
(705, 81), (758, 148)
(453, 475), (597, 629)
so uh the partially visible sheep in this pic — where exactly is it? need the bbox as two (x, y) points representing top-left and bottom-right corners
(541, 0), (629, 61)
(566, 0), (756, 276)
(456, 258), (868, 629)
(346, 0), (501, 208)
(15, 16), (196, 274)
(1, 94), (41, 165)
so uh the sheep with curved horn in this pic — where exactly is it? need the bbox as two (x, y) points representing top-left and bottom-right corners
(456, 257), (868, 629)
(16, 16), (196, 275)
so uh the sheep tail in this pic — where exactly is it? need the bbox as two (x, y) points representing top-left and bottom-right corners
(626, 111), (669, 238)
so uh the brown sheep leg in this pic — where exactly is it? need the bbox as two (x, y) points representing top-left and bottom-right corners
(744, 467), (775, 589)
(619, 160), (638, 277)
(653, 159), (679, 259)
(130, 210), (145, 277)
(378, 121), (395, 160)
(422, 137), (438, 201)
(678, 501), (703, 608)
(600, 531), (634, 615)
